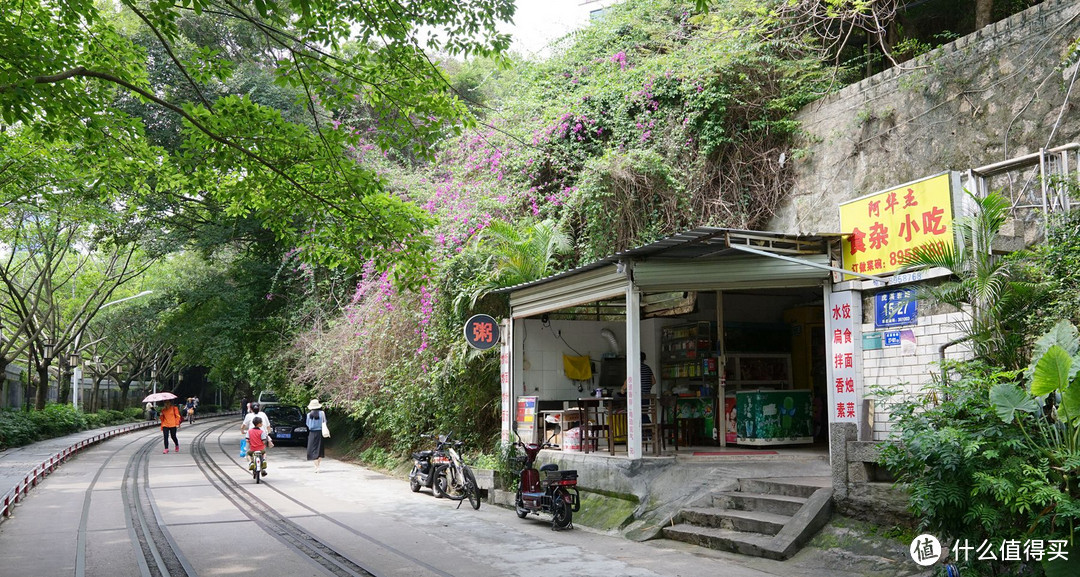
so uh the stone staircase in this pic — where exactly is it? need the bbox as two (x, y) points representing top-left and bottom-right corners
(662, 477), (833, 560)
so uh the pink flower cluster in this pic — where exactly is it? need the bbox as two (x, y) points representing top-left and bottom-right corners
(609, 51), (629, 70)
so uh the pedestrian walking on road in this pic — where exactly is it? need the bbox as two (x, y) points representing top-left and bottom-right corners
(306, 399), (327, 473)
(159, 400), (182, 453)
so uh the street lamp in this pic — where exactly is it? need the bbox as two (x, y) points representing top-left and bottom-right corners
(72, 290), (154, 410)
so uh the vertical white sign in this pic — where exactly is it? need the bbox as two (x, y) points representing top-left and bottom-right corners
(500, 320), (512, 445)
(827, 291), (859, 424)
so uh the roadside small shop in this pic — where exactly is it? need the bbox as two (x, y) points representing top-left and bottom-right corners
(498, 227), (843, 459)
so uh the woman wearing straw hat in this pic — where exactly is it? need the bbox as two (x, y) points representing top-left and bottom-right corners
(306, 399), (328, 473)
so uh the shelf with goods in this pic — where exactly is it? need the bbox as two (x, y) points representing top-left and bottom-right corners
(660, 321), (719, 389)
(722, 353), (793, 390)
(661, 321), (720, 445)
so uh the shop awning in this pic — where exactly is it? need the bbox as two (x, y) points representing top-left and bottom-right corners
(503, 227), (849, 318)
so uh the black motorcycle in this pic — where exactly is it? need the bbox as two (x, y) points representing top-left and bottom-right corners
(409, 434), (449, 497)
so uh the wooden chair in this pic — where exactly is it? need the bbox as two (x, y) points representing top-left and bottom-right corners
(577, 398), (609, 454)
(658, 392), (679, 452)
(642, 394), (663, 455)
(610, 410), (627, 452)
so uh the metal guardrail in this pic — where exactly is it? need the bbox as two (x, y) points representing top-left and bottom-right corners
(0, 421), (159, 522)
(0, 411), (238, 524)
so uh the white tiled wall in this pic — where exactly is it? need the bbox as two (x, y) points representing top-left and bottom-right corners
(513, 317), (671, 401)
(861, 311), (971, 440)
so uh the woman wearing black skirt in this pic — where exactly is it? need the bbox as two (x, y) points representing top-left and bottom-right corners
(306, 399), (327, 473)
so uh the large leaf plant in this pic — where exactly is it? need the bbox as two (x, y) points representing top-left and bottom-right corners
(990, 320), (1080, 575)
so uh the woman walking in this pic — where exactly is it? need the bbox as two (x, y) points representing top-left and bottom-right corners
(160, 399), (182, 453)
(306, 399), (327, 473)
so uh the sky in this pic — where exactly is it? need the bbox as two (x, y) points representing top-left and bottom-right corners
(502, 0), (599, 59)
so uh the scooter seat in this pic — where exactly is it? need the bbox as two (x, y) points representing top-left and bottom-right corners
(539, 463), (558, 472)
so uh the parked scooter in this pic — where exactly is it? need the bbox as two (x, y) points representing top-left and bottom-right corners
(513, 431), (579, 530)
(409, 434), (449, 498)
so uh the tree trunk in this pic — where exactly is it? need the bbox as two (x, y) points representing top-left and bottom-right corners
(59, 363), (71, 405)
(119, 378), (132, 409)
(35, 364), (50, 410)
(91, 375), (102, 412)
(975, 0), (994, 29)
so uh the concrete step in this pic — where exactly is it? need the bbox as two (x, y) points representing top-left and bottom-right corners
(663, 523), (787, 560)
(713, 491), (807, 516)
(666, 486), (834, 561)
(681, 507), (790, 535)
(738, 477), (828, 499)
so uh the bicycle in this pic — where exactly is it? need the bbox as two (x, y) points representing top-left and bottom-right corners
(251, 450), (265, 484)
(435, 434), (480, 510)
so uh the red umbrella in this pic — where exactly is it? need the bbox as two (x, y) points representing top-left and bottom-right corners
(142, 392), (178, 403)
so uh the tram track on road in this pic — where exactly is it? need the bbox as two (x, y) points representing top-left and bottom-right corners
(123, 437), (195, 577)
(65, 417), (454, 577)
(75, 432), (153, 577)
(192, 423), (379, 577)
(72, 426), (192, 577)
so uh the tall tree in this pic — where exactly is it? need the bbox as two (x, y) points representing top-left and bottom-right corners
(1, 0), (515, 286)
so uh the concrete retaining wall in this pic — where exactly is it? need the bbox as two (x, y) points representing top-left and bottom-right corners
(771, 0), (1080, 235)
(830, 422), (912, 526)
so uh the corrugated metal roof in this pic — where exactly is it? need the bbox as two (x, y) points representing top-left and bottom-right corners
(496, 226), (836, 294)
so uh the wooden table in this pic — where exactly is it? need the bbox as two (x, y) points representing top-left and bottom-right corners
(576, 397), (627, 455)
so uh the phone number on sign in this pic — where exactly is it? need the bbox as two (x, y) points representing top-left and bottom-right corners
(888, 240), (948, 267)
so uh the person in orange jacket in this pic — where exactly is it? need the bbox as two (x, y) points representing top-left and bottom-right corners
(160, 399), (183, 454)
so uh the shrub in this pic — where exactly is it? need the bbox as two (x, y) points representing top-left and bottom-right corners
(0, 405), (144, 450)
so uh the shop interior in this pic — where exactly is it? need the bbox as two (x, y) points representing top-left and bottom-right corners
(513, 287), (828, 453)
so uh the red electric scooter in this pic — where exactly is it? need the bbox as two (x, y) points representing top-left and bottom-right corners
(513, 431), (580, 530)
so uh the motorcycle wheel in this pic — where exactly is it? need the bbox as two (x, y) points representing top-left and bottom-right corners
(463, 466), (481, 510)
(514, 489), (529, 519)
(433, 467), (448, 499)
(409, 471), (421, 493)
(551, 490), (572, 529)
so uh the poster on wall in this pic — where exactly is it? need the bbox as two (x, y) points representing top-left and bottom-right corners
(724, 396), (737, 444)
(839, 172), (955, 280)
(516, 396), (538, 444)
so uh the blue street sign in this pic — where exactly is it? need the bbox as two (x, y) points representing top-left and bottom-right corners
(875, 288), (918, 328)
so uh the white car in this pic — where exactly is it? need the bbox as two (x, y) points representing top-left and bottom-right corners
(257, 391), (280, 407)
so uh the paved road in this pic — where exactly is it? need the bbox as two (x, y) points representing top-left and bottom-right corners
(0, 417), (903, 577)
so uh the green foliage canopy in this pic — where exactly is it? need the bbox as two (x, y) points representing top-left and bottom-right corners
(0, 0), (516, 287)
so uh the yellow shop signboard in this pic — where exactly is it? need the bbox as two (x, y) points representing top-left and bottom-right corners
(839, 172), (956, 280)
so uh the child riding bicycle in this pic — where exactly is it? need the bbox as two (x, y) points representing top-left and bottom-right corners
(246, 416), (274, 476)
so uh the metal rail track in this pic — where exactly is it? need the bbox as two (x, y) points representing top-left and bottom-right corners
(191, 424), (378, 577)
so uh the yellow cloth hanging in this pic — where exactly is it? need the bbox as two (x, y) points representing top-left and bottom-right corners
(562, 355), (593, 381)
